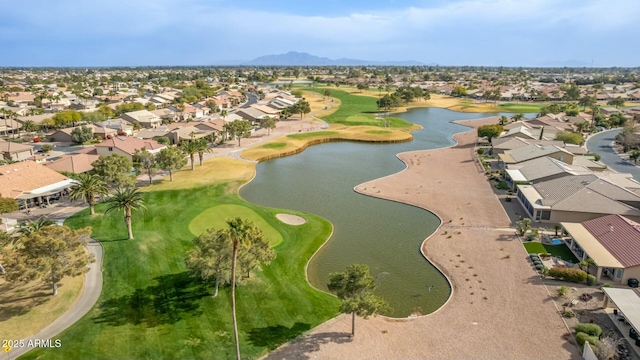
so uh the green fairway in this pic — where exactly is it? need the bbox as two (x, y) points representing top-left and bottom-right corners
(262, 142), (287, 149)
(22, 183), (338, 359)
(287, 131), (339, 139)
(523, 242), (579, 263)
(497, 103), (546, 113)
(306, 88), (414, 128)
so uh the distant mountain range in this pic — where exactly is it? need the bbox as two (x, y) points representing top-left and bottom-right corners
(239, 51), (424, 66)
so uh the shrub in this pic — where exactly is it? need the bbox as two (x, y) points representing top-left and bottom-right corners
(561, 308), (575, 318)
(575, 332), (596, 347)
(586, 274), (596, 286)
(557, 285), (568, 297)
(535, 264), (544, 270)
(40, 144), (54, 153)
(496, 181), (509, 190)
(156, 136), (170, 145)
(575, 323), (602, 337)
(548, 267), (588, 283)
(477, 148), (485, 155)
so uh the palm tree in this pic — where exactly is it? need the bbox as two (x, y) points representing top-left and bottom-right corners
(180, 140), (200, 170)
(21, 120), (38, 133)
(68, 174), (108, 215)
(220, 109), (228, 124)
(227, 217), (252, 360)
(195, 139), (212, 166)
(512, 113), (524, 122)
(17, 216), (56, 236)
(105, 187), (146, 240)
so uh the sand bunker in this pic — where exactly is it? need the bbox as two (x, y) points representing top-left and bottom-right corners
(276, 213), (306, 225)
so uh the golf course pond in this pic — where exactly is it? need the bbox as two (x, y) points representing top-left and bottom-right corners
(240, 108), (530, 317)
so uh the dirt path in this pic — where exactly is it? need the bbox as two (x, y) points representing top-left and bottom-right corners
(264, 118), (580, 360)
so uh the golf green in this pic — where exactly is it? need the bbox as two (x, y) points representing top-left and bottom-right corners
(189, 204), (283, 247)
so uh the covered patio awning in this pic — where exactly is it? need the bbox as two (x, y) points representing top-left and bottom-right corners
(505, 169), (527, 182)
(16, 179), (75, 200)
(602, 287), (640, 333)
(562, 222), (623, 268)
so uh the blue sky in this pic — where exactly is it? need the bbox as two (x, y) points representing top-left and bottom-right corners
(1, 0), (639, 67)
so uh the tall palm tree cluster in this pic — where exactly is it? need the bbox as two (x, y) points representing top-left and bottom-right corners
(180, 138), (212, 170)
(68, 174), (145, 239)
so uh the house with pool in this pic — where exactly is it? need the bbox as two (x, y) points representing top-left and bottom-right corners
(561, 214), (640, 284)
(515, 174), (640, 223)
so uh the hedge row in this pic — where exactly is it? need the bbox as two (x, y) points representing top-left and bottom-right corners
(548, 267), (587, 283)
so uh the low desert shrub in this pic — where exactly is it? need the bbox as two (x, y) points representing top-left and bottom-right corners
(496, 181), (509, 190)
(477, 148), (485, 155)
(586, 274), (596, 286)
(548, 267), (587, 283)
(557, 285), (568, 297)
(575, 323), (602, 337)
(575, 332), (596, 347)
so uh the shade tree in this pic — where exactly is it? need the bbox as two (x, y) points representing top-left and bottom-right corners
(92, 154), (136, 189)
(2, 225), (94, 296)
(327, 264), (391, 337)
(156, 146), (187, 181)
(133, 148), (157, 185)
(223, 120), (252, 146)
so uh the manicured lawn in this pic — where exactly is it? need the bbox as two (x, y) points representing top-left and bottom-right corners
(189, 204), (283, 247)
(523, 242), (579, 263)
(306, 88), (414, 128)
(22, 172), (338, 359)
(262, 142), (287, 149)
(497, 103), (546, 113)
(287, 131), (339, 139)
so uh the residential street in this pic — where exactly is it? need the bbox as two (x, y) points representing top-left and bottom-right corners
(586, 129), (640, 181)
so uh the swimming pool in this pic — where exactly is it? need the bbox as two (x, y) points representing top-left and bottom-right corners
(551, 239), (563, 245)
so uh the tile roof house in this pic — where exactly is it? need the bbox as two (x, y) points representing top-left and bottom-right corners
(505, 156), (592, 190)
(236, 107), (268, 123)
(0, 139), (35, 161)
(515, 174), (640, 224)
(96, 119), (134, 136)
(95, 136), (166, 161)
(499, 144), (575, 165)
(562, 214), (640, 284)
(49, 125), (97, 143)
(43, 150), (100, 174)
(491, 137), (566, 155)
(120, 110), (162, 129)
(0, 160), (74, 206)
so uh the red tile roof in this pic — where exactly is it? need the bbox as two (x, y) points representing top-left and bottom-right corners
(582, 214), (640, 267)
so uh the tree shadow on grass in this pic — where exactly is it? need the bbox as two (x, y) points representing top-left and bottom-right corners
(93, 272), (207, 327)
(0, 282), (53, 321)
(261, 331), (353, 360)
(247, 322), (311, 350)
